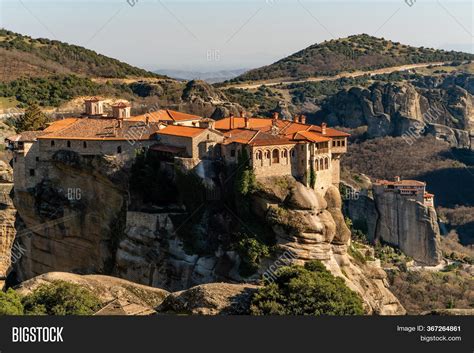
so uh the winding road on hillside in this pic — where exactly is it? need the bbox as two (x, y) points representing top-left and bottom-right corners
(223, 62), (448, 90)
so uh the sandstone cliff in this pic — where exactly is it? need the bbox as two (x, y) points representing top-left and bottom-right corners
(344, 183), (442, 266)
(11, 151), (129, 282)
(0, 161), (16, 288)
(252, 177), (405, 315)
(321, 75), (474, 149)
(7, 152), (406, 315)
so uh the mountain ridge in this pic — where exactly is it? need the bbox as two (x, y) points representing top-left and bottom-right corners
(231, 34), (474, 83)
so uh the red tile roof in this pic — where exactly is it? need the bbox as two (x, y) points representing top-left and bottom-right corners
(38, 118), (161, 141)
(155, 125), (206, 138)
(292, 131), (332, 143)
(130, 110), (202, 123)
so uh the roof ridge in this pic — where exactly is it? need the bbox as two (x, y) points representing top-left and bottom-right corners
(247, 130), (260, 144)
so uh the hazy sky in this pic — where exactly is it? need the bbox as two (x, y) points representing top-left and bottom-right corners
(1, 0), (472, 72)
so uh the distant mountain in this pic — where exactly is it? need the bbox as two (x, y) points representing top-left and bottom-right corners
(155, 68), (249, 83)
(0, 29), (166, 81)
(232, 34), (474, 82)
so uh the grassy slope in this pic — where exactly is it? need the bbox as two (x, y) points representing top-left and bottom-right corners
(232, 34), (474, 82)
(0, 28), (166, 81)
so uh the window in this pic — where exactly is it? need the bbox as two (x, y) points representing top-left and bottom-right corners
(325, 158), (329, 169)
(332, 141), (336, 147)
(315, 160), (319, 171)
(272, 149), (280, 164)
(29, 169), (35, 177)
(67, 141), (71, 148)
(207, 134), (210, 140)
(230, 149), (236, 157)
(51, 140), (55, 147)
(256, 151), (262, 160)
(14, 157), (16, 163)
(83, 141), (87, 148)
(283, 150), (288, 158)
(342, 140), (346, 147)
(36, 157), (39, 162)
(117, 146), (122, 154)
(291, 149), (295, 157)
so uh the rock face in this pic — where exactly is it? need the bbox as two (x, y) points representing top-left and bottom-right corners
(321, 77), (474, 149)
(253, 177), (405, 315)
(158, 283), (259, 315)
(11, 152), (129, 282)
(9, 153), (405, 315)
(373, 189), (442, 265)
(0, 161), (16, 288)
(114, 211), (241, 292)
(344, 183), (442, 266)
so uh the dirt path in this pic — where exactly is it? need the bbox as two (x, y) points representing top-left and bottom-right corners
(223, 62), (447, 90)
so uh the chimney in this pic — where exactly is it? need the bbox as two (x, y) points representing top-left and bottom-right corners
(321, 122), (327, 135)
(145, 115), (150, 126)
(112, 103), (131, 119)
(300, 115), (307, 124)
(244, 116), (250, 129)
(273, 112), (279, 120)
(230, 114), (234, 129)
(117, 118), (123, 129)
(394, 176), (401, 182)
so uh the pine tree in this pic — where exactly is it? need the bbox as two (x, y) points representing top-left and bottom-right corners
(15, 104), (49, 132)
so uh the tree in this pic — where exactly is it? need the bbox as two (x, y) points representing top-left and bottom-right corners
(0, 288), (24, 315)
(22, 281), (101, 315)
(251, 260), (365, 315)
(15, 104), (50, 132)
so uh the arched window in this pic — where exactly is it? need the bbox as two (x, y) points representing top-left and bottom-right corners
(315, 159), (320, 171)
(256, 151), (262, 160)
(272, 149), (280, 164)
(265, 151), (270, 159)
(117, 146), (122, 154)
(283, 149), (288, 158)
(319, 159), (324, 170)
(324, 157), (329, 169)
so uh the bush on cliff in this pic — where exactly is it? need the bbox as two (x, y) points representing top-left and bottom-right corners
(235, 236), (270, 277)
(22, 281), (101, 315)
(0, 288), (24, 315)
(251, 260), (365, 315)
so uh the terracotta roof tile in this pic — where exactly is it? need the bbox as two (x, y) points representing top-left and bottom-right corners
(155, 125), (206, 138)
(38, 118), (161, 141)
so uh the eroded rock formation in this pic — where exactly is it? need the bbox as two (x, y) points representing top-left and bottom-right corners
(253, 177), (405, 315)
(344, 182), (442, 266)
(321, 77), (474, 149)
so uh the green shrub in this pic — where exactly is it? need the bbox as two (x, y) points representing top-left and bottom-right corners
(235, 236), (270, 277)
(251, 260), (365, 315)
(22, 281), (101, 315)
(0, 289), (24, 315)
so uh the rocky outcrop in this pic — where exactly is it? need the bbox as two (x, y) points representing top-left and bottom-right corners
(343, 182), (442, 265)
(158, 283), (259, 315)
(373, 189), (442, 265)
(321, 76), (474, 149)
(15, 272), (169, 315)
(114, 210), (241, 292)
(0, 161), (16, 288)
(179, 80), (244, 119)
(12, 152), (129, 282)
(253, 177), (405, 315)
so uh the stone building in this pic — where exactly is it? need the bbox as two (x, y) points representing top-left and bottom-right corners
(214, 114), (349, 192)
(373, 177), (435, 207)
(7, 99), (349, 195)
